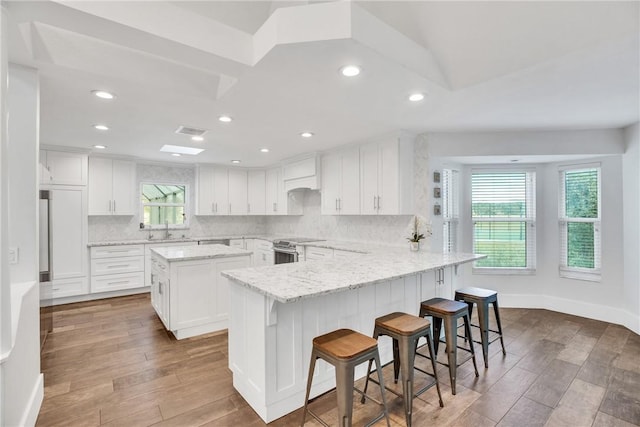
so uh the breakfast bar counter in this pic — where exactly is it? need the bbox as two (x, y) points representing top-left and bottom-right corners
(222, 250), (483, 423)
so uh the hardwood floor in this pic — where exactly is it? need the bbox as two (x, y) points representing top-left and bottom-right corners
(36, 294), (640, 427)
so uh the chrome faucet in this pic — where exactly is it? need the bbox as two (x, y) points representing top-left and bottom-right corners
(164, 221), (172, 240)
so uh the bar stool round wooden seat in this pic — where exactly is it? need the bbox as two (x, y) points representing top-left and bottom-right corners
(419, 298), (479, 395)
(301, 328), (391, 427)
(454, 287), (506, 369)
(361, 312), (444, 427)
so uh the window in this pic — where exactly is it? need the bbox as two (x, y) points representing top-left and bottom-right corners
(472, 170), (536, 273)
(141, 183), (188, 229)
(559, 165), (601, 281)
(442, 169), (459, 253)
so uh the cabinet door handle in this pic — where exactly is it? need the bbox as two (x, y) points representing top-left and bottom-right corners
(273, 202), (277, 212)
(151, 274), (156, 285)
(339, 198), (342, 211)
(373, 196), (377, 210)
(377, 196), (381, 211)
(159, 282), (163, 294)
(113, 200), (116, 213)
(335, 198), (338, 211)
(248, 203), (250, 213)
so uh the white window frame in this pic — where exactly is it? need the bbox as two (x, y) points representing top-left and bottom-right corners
(140, 182), (189, 230)
(471, 168), (536, 275)
(558, 164), (601, 282)
(442, 169), (459, 253)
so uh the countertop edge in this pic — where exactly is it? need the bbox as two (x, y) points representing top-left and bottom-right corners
(222, 253), (485, 304)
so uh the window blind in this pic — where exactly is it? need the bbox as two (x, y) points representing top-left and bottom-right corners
(471, 171), (536, 271)
(442, 169), (459, 253)
(559, 166), (601, 280)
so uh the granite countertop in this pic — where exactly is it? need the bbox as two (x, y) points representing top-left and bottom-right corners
(150, 244), (252, 262)
(88, 234), (296, 247)
(297, 240), (400, 254)
(222, 251), (485, 303)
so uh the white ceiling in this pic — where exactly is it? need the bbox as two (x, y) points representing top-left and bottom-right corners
(6, 0), (639, 166)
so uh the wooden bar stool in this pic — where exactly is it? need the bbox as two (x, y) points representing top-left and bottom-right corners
(419, 298), (479, 395)
(454, 287), (506, 368)
(361, 313), (443, 427)
(301, 328), (391, 427)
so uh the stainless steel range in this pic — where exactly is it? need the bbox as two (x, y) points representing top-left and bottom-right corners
(273, 237), (324, 264)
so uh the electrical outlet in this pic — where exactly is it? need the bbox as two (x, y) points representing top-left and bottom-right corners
(8, 247), (18, 264)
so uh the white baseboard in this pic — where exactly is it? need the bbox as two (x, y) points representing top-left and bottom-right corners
(500, 293), (640, 335)
(19, 373), (43, 427)
(50, 287), (150, 306)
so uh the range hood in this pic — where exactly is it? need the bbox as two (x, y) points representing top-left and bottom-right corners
(282, 154), (320, 192)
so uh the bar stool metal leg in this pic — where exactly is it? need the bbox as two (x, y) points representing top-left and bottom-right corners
(493, 299), (507, 355)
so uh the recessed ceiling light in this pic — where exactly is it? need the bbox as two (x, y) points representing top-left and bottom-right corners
(409, 93), (425, 102)
(231, 160), (241, 164)
(93, 124), (109, 131)
(340, 65), (361, 77)
(219, 115), (232, 123)
(160, 145), (204, 155)
(92, 90), (115, 100)
(172, 153), (181, 157)
(191, 136), (204, 142)
(260, 148), (269, 153)
(93, 144), (107, 149)
(300, 132), (314, 138)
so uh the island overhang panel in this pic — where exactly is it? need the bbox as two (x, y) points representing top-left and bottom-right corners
(222, 251), (483, 423)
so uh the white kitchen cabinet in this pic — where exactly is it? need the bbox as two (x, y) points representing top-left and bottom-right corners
(229, 238), (245, 249)
(360, 136), (413, 215)
(228, 169), (248, 215)
(252, 239), (274, 267)
(247, 170), (266, 215)
(48, 186), (89, 298)
(40, 150), (88, 185)
(419, 266), (454, 302)
(144, 241), (197, 287)
(150, 251), (251, 339)
(90, 244), (145, 293)
(304, 246), (333, 261)
(88, 157), (136, 215)
(321, 147), (360, 215)
(333, 249), (363, 260)
(265, 168), (281, 214)
(196, 165), (229, 215)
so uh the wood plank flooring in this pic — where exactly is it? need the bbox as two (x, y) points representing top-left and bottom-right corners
(36, 294), (640, 427)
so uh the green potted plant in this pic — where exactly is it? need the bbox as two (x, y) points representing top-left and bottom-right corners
(406, 214), (432, 251)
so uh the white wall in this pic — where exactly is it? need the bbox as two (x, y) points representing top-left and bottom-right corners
(8, 64), (38, 283)
(622, 123), (640, 332)
(426, 129), (637, 333)
(0, 62), (43, 425)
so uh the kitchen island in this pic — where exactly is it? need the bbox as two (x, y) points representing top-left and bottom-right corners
(222, 249), (484, 423)
(150, 244), (251, 339)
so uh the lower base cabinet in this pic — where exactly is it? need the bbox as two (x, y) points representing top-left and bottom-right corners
(151, 252), (251, 339)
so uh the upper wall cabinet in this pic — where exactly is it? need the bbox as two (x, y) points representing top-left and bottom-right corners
(228, 169), (248, 215)
(88, 157), (136, 215)
(196, 165), (229, 215)
(321, 147), (360, 215)
(40, 150), (88, 185)
(265, 167), (281, 215)
(247, 170), (266, 215)
(360, 136), (414, 215)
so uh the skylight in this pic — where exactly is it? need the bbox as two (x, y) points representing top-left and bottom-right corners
(160, 145), (204, 155)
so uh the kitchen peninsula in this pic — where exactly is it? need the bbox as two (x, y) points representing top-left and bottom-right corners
(222, 249), (484, 423)
(150, 244), (251, 339)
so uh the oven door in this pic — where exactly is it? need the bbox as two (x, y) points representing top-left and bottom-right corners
(274, 248), (298, 264)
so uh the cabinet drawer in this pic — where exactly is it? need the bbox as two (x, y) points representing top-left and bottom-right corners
(91, 271), (145, 293)
(91, 245), (144, 258)
(91, 255), (144, 276)
(305, 246), (333, 260)
(49, 277), (89, 299)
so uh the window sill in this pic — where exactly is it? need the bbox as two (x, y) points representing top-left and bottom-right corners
(472, 268), (536, 276)
(559, 268), (601, 282)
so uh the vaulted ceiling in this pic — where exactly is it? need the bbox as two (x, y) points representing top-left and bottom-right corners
(6, 1), (639, 166)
